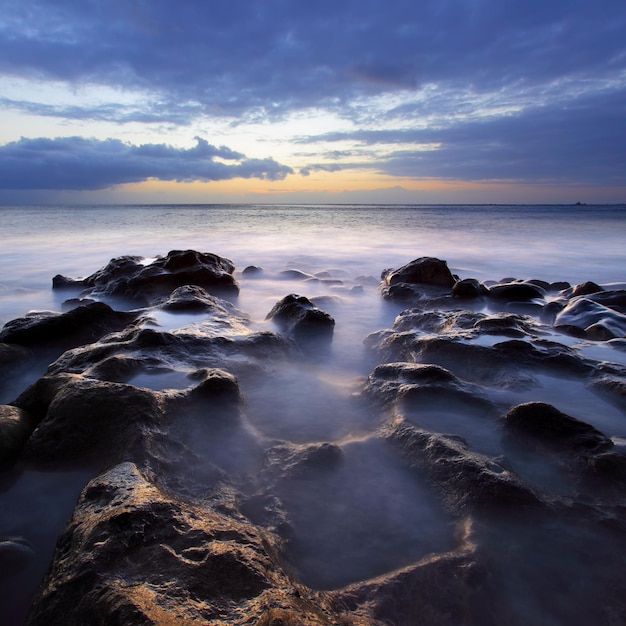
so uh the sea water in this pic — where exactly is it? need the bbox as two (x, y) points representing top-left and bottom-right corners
(1, 203), (625, 620)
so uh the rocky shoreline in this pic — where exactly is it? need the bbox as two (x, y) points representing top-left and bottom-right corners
(1, 250), (625, 625)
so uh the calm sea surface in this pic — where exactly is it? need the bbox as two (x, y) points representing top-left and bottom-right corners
(1, 203), (625, 623)
(1, 203), (625, 325)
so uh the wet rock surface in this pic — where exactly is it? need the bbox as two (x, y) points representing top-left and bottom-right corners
(0, 251), (625, 625)
(53, 249), (239, 304)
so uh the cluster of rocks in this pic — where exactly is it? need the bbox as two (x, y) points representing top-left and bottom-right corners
(0, 251), (625, 625)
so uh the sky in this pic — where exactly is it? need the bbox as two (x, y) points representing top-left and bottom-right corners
(0, 0), (625, 204)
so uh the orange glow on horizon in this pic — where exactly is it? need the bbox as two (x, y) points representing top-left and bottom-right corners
(104, 171), (624, 205)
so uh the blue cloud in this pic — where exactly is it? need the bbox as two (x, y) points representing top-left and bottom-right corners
(1, 0), (624, 116)
(0, 136), (293, 189)
(296, 88), (626, 185)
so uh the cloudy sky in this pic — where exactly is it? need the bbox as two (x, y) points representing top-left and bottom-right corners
(1, 0), (624, 204)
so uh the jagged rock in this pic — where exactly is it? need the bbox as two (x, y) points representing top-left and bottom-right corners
(25, 462), (346, 626)
(263, 442), (344, 482)
(53, 250), (239, 304)
(266, 294), (335, 347)
(0, 302), (136, 350)
(364, 362), (496, 414)
(382, 420), (540, 514)
(504, 402), (614, 454)
(161, 285), (231, 311)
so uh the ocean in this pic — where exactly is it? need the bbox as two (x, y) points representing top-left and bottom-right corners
(1, 203), (626, 623)
(2, 203), (625, 323)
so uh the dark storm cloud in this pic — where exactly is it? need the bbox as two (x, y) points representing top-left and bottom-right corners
(1, 0), (624, 116)
(0, 136), (294, 189)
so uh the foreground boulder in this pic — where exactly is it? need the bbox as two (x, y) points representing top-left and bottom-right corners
(26, 462), (353, 626)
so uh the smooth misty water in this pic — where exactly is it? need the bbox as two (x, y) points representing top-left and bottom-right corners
(1, 203), (626, 621)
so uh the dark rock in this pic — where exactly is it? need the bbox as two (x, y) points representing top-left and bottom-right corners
(242, 265), (264, 277)
(266, 294), (335, 346)
(473, 313), (538, 338)
(389, 309), (488, 338)
(551, 281), (572, 292)
(0, 342), (31, 374)
(51, 274), (80, 289)
(13, 373), (80, 423)
(263, 442), (344, 481)
(0, 302), (136, 350)
(528, 279), (551, 291)
(55, 250), (239, 304)
(0, 537), (35, 575)
(487, 282), (546, 302)
(365, 362), (496, 414)
(542, 299), (566, 323)
(452, 278), (489, 299)
(382, 420), (540, 513)
(23, 377), (165, 465)
(504, 402), (613, 454)
(61, 298), (98, 312)
(25, 463), (296, 625)
(571, 281), (604, 297)
(186, 368), (241, 406)
(583, 290), (626, 315)
(382, 257), (456, 289)
(0, 405), (35, 466)
(338, 548), (484, 626)
(555, 298), (626, 339)
(278, 269), (314, 281)
(161, 285), (228, 311)
(588, 374), (626, 412)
